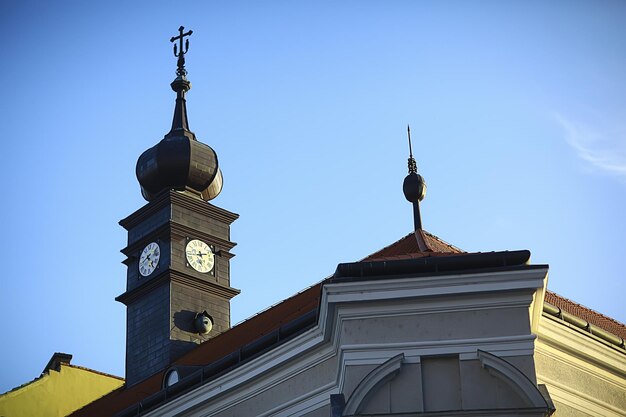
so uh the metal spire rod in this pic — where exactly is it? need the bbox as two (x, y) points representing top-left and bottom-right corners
(403, 123), (427, 233)
(167, 26), (194, 137)
(407, 124), (413, 159)
(407, 124), (417, 174)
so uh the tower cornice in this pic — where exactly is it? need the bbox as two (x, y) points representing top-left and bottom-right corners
(116, 270), (240, 306)
(120, 190), (239, 231)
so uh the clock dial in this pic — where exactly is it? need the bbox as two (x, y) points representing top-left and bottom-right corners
(185, 239), (214, 273)
(139, 242), (160, 277)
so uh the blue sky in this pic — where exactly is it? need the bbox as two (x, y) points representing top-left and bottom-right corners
(1, 1), (625, 393)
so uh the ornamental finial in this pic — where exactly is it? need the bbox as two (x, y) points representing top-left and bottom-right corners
(136, 27), (223, 203)
(402, 124), (427, 231)
(170, 26), (193, 76)
(407, 124), (417, 174)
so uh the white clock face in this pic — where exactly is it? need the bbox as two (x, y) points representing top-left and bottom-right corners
(186, 239), (214, 273)
(139, 242), (160, 277)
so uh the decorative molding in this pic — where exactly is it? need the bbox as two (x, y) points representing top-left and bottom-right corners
(120, 223), (236, 263)
(340, 334), (536, 364)
(536, 343), (626, 391)
(121, 222), (172, 256)
(477, 350), (548, 409)
(537, 374), (625, 417)
(119, 191), (172, 230)
(323, 268), (547, 306)
(343, 353), (404, 415)
(260, 383), (337, 417)
(120, 190), (238, 230)
(169, 222), (236, 253)
(170, 191), (239, 225)
(529, 275), (548, 334)
(321, 273), (541, 351)
(170, 271), (240, 299)
(116, 273), (169, 305)
(116, 269), (240, 305)
(537, 314), (626, 378)
(331, 293), (535, 322)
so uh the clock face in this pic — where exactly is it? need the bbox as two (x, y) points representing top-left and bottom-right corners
(185, 239), (214, 273)
(139, 242), (160, 277)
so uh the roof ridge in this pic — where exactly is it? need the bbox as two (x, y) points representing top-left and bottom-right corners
(66, 364), (125, 381)
(361, 230), (464, 262)
(421, 229), (465, 253)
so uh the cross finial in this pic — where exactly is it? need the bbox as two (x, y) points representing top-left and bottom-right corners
(170, 26), (193, 76)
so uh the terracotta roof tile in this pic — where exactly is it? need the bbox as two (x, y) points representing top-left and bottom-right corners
(362, 230), (464, 261)
(545, 291), (626, 340)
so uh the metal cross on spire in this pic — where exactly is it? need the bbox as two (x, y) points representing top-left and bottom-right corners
(170, 26), (193, 76)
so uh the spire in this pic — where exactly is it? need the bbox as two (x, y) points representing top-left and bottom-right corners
(167, 26), (195, 140)
(402, 125), (427, 231)
(135, 26), (223, 202)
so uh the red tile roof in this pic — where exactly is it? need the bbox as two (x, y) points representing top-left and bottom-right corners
(362, 230), (464, 261)
(545, 291), (626, 340)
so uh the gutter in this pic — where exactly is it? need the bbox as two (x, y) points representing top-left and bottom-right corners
(543, 302), (625, 349)
(332, 250), (534, 281)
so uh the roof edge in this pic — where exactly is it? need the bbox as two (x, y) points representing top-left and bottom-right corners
(335, 250), (534, 280)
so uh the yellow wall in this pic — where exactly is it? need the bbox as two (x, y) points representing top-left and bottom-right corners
(0, 365), (124, 417)
(536, 314), (626, 417)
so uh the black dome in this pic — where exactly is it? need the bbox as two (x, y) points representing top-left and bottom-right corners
(136, 133), (222, 202)
(136, 73), (223, 202)
(403, 172), (426, 203)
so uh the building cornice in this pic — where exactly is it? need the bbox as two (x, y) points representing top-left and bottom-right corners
(536, 314), (626, 379)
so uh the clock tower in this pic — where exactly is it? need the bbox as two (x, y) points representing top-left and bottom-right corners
(116, 27), (240, 386)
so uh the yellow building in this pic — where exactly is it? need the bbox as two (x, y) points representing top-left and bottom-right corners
(0, 353), (123, 417)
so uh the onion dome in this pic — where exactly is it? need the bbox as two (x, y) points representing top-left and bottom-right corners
(136, 27), (223, 202)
